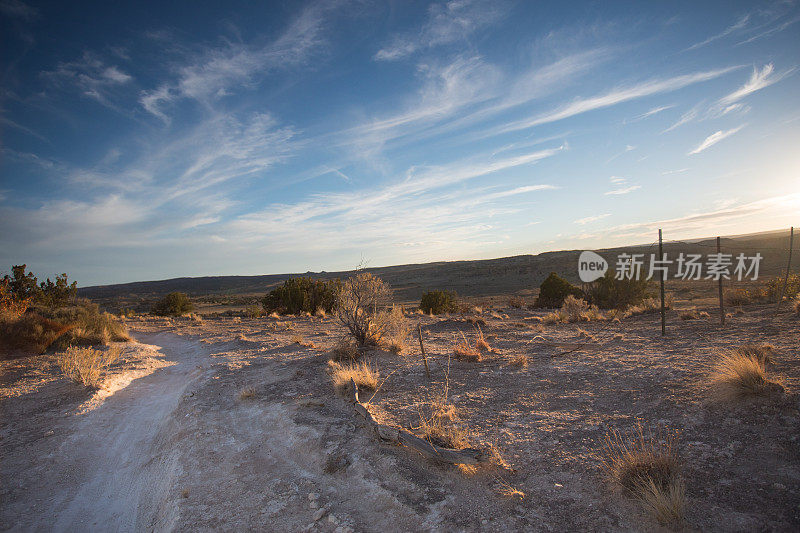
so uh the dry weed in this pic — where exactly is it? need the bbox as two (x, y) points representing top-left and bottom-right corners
(328, 360), (378, 396)
(331, 336), (360, 361)
(58, 345), (122, 387)
(602, 423), (684, 526)
(506, 354), (527, 368)
(711, 349), (783, 399)
(239, 387), (256, 400)
(453, 331), (481, 362)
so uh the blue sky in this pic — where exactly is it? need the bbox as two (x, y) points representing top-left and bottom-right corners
(1, 0), (799, 286)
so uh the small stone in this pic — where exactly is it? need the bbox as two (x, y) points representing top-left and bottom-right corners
(313, 508), (326, 521)
(308, 492), (319, 501)
(328, 514), (338, 524)
(773, 483), (786, 490)
(309, 501), (318, 509)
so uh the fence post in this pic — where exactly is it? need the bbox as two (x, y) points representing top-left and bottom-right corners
(717, 236), (725, 326)
(659, 229), (666, 336)
(774, 226), (795, 317)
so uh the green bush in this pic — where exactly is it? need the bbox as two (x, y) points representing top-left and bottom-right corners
(420, 290), (458, 314)
(262, 277), (341, 315)
(2, 264), (77, 308)
(585, 270), (651, 309)
(534, 272), (583, 308)
(151, 292), (194, 316)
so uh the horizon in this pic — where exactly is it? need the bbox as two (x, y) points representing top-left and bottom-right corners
(78, 225), (791, 288)
(2, 1), (799, 286)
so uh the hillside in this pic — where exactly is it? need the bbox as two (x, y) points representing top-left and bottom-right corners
(77, 229), (794, 312)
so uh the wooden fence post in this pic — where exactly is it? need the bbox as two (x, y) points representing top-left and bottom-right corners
(417, 323), (431, 381)
(717, 236), (725, 326)
(659, 229), (666, 336)
(774, 226), (795, 317)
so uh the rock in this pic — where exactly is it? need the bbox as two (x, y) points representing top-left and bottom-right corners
(308, 492), (319, 501)
(313, 508), (326, 522)
(328, 513), (338, 524)
(310, 501), (318, 509)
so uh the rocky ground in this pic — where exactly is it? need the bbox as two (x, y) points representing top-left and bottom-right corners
(1, 303), (799, 532)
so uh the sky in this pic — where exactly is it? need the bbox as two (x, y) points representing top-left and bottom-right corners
(1, 0), (799, 286)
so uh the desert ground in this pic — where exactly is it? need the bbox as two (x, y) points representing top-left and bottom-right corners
(1, 300), (799, 532)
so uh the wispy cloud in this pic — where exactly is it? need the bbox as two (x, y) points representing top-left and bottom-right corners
(139, 2), (335, 121)
(688, 125), (744, 155)
(0, 0), (37, 19)
(374, 0), (507, 61)
(625, 104), (675, 123)
(685, 14), (750, 51)
(490, 66), (740, 136)
(574, 213), (610, 225)
(605, 185), (641, 195)
(719, 63), (792, 105)
(737, 14), (800, 45)
(662, 104), (700, 133)
(41, 52), (132, 105)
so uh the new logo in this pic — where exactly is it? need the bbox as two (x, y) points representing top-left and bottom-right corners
(578, 251), (608, 282)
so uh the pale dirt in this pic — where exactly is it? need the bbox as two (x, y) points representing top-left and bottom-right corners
(2, 304), (799, 532)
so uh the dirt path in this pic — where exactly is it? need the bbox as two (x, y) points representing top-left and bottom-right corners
(2, 333), (212, 532)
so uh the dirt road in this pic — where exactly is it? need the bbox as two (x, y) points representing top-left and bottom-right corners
(2, 333), (210, 531)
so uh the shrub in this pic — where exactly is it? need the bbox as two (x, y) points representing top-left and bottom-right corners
(0, 278), (29, 320)
(764, 272), (800, 301)
(585, 270), (651, 310)
(2, 265), (77, 308)
(794, 294), (800, 314)
(534, 272), (583, 308)
(420, 290), (458, 314)
(262, 277), (340, 315)
(328, 360), (378, 396)
(40, 300), (130, 349)
(151, 292), (194, 316)
(725, 288), (755, 307)
(336, 272), (390, 346)
(603, 423), (684, 526)
(0, 312), (73, 354)
(244, 305), (264, 318)
(375, 305), (411, 354)
(58, 345), (121, 388)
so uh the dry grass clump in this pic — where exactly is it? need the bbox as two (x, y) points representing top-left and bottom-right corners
(711, 349), (783, 399)
(623, 295), (672, 318)
(542, 295), (605, 324)
(794, 294), (800, 314)
(418, 394), (467, 449)
(453, 328), (488, 362)
(331, 336), (360, 361)
(292, 335), (315, 348)
(58, 345), (122, 387)
(679, 309), (698, 320)
(495, 479), (525, 499)
(328, 360), (378, 396)
(734, 343), (775, 365)
(725, 288), (754, 307)
(602, 423), (684, 526)
(238, 387), (256, 400)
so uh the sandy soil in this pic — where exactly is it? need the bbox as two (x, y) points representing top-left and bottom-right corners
(1, 304), (799, 532)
